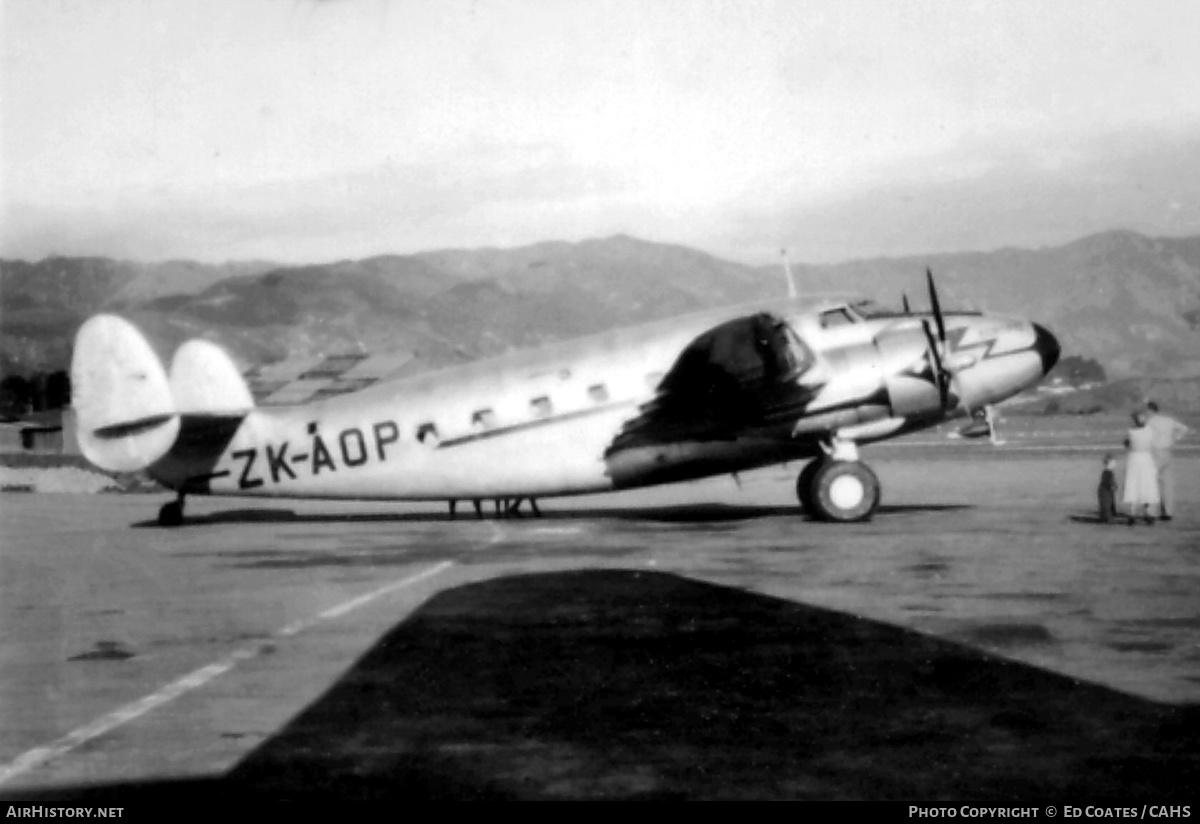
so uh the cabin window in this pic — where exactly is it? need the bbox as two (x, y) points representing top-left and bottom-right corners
(471, 408), (497, 430)
(819, 308), (856, 329)
(415, 422), (440, 446)
(530, 396), (553, 418)
(587, 383), (609, 403)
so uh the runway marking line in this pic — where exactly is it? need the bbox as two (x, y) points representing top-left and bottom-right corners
(0, 560), (454, 787)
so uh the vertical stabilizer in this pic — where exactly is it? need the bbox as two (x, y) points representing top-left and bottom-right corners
(169, 339), (255, 414)
(71, 315), (180, 473)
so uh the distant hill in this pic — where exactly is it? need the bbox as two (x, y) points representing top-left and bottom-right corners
(2, 231), (1198, 402)
(0, 257), (277, 373)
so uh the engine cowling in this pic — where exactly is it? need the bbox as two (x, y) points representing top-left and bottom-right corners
(873, 325), (943, 420)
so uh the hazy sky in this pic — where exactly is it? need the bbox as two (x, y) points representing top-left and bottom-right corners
(3, 0), (1199, 264)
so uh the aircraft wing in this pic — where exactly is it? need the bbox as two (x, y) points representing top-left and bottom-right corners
(607, 312), (818, 453)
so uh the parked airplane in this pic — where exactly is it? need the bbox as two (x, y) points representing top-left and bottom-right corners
(70, 272), (1059, 526)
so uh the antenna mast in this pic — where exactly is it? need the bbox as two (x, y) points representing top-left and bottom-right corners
(780, 248), (798, 299)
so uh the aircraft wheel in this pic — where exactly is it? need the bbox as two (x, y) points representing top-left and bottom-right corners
(795, 458), (824, 516)
(158, 500), (184, 528)
(810, 461), (880, 522)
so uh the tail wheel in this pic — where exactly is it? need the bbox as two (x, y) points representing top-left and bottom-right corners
(158, 500), (184, 527)
(795, 458), (824, 515)
(811, 460), (880, 522)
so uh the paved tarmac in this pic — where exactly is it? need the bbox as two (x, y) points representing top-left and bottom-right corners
(0, 439), (1197, 800)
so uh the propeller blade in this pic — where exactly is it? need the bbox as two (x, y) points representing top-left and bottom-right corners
(921, 319), (950, 409)
(902, 293), (911, 314)
(926, 268), (946, 344)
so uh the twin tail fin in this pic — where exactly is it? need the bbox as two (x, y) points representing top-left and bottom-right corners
(71, 315), (253, 473)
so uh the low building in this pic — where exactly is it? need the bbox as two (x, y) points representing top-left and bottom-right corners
(1, 409), (80, 456)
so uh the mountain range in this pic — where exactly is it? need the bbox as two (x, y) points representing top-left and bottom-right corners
(2, 230), (1198, 395)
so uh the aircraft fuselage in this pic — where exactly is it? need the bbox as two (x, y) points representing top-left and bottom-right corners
(144, 296), (1058, 502)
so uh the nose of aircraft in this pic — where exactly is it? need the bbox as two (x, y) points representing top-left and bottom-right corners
(1032, 323), (1061, 376)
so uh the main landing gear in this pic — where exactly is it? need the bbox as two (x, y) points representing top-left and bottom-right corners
(795, 448), (881, 522)
(158, 494), (185, 527)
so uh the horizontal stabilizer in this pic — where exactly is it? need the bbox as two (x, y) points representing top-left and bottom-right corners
(170, 338), (254, 414)
(71, 315), (180, 473)
(93, 413), (179, 440)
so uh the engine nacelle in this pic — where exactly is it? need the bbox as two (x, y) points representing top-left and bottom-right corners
(873, 326), (942, 420)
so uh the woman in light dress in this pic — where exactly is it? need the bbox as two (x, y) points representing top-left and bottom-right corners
(1123, 411), (1161, 525)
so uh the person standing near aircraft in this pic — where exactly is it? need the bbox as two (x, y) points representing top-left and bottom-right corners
(1123, 411), (1160, 526)
(1145, 400), (1189, 521)
(1097, 454), (1119, 523)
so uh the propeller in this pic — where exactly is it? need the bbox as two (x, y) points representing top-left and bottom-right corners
(902, 293), (911, 314)
(920, 317), (951, 409)
(922, 268), (955, 410)
(926, 267), (946, 344)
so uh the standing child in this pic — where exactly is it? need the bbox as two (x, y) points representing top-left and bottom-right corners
(1097, 454), (1119, 522)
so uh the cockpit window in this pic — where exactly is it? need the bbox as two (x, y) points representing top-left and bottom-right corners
(848, 299), (896, 319)
(819, 308), (857, 328)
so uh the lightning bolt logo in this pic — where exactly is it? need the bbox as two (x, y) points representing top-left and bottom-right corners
(896, 326), (1003, 392)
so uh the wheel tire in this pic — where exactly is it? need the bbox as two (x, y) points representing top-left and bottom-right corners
(795, 458), (824, 516)
(810, 461), (880, 522)
(158, 500), (184, 527)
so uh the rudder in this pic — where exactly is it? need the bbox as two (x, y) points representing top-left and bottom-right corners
(71, 314), (180, 473)
(169, 338), (254, 414)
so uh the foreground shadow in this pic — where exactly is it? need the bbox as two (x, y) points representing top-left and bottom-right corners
(132, 501), (971, 528)
(8, 570), (1194, 801)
